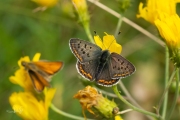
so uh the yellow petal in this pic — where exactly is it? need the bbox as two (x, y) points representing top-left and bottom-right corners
(72, 0), (87, 8)
(32, 0), (58, 7)
(9, 92), (48, 120)
(136, 2), (148, 20)
(9, 56), (33, 90)
(137, 0), (179, 24)
(103, 33), (122, 54)
(94, 33), (122, 54)
(44, 88), (56, 112)
(115, 115), (123, 120)
(155, 14), (180, 48)
(94, 35), (103, 49)
(155, 13), (180, 67)
(72, 0), (89, 24)
(32, 53), (41, 61)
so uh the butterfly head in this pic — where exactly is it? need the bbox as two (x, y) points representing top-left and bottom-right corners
(21, 61), (27, 67)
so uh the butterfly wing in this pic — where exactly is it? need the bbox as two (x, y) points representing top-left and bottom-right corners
(22, 61), (63, 92)
(95, 62), (120, 87)
(109, 53), (135, 79)
(28, 70), (51, 92)
(33, 61), (63, 75)
(69, 38), (102, 63)
(76, 60), (99, 81)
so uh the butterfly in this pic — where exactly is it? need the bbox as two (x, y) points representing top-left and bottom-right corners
(21, 61), (63, 92)
(69, 38), (135, 87)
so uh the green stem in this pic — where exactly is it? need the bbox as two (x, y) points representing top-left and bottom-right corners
(119, 81), (153, 120)
(95, 87), (118, 98)
(167, 68), (179, 120)
(112, 85), (163, 119)
(162, 46), (169, 118)
(157, 68), (177, 114)
(87, 0), (165, 46)
(50, 104), (94, 120)
(114, 16), (123, 37)
(119, 81), (145, 108)
(84, 23), (94, 43)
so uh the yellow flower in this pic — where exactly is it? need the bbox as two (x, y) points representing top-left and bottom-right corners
(74, 86), (120, 119)
(94, 32), (122, 54)
(32, 0), (58, 7)
(9, 88), (56, 120)
(137, 0), (180, 24)
(155, 14), (180, 67)
(72, 0), (89, 26)
(9, 53), (41, 91)
(115, 115), (123, 120)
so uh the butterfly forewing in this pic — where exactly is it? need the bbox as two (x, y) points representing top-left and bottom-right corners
(33, 61), (63, 75)
(69, 38), (102, 63)
(96, 62), (120, 86)
(109, 53), (136, 79)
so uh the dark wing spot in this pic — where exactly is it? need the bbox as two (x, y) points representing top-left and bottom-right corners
(87, 53), (90, 57)
(83, 51), (85, 54)
(121, 61), (124, 65)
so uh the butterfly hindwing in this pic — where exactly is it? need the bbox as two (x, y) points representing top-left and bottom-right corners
(109, 53), (136, 79)
(96, 62), (120, 86)
(28, 70), (51, 92)
(76, 60), (100, 81)
(69, 38), (102, 63)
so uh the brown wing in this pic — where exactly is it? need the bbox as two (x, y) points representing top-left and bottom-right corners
(76, 61), (97, 81)
(109, 53), (135, 79)
(33, 61), (63, 75)
(29, 70), (51, 92)
(69, 38), (102, 63)
(96, 61), (120, 87)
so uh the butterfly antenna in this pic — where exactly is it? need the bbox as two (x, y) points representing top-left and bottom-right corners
(107, 31), (121, 50)
(94, 30), (97, 35)
(118, 31), (121, 36)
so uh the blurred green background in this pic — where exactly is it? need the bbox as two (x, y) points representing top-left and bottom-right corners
(0, 0), (179, 120)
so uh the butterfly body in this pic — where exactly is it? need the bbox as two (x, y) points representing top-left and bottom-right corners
(21, 61), (63, 92)
(70, 38), (135, 87)
(94, 50), (110, 80)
